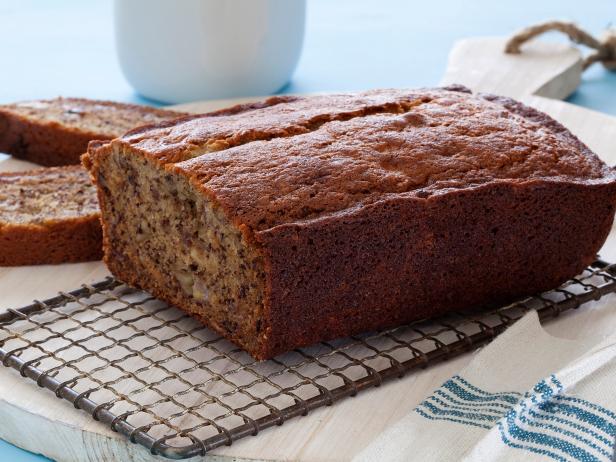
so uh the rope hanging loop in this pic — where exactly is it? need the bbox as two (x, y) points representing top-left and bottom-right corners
(505, 20), (616, 71)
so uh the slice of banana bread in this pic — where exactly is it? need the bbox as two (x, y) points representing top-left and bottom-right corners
(0, 98), (184, 166)
(0, 166), (101, 265)
(85, 86), (616, 359)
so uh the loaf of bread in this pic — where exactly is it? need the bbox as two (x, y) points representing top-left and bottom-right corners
(0, 98), (184, 166)
(0, 166), (102, 266)
(84, 86), (616, 359)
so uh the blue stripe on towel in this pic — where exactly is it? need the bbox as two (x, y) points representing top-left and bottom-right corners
(414, 375), (616, 462)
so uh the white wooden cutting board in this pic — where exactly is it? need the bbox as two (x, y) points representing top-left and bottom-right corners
(1, 37), (616, 462)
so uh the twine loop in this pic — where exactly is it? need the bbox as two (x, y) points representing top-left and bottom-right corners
(505, 21), (616, 71)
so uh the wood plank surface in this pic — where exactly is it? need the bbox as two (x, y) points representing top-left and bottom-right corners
(0, 37), (615, 462)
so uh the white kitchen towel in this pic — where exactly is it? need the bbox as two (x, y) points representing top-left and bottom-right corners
(354, 311), (616, 462)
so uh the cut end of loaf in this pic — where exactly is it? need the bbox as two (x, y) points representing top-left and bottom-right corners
(90, 145), (271, 358)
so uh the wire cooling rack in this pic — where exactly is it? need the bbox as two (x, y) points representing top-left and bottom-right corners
(0, 260), (615, 459)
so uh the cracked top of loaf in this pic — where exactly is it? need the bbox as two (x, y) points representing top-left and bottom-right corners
(92, 86), (616, 232)
(116, 90), (435, 163)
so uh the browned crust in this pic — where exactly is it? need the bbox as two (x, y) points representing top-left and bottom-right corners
(85, 86), (616, 359)
(121, 95), (301, 138)
(255, 180), (616, 358)
(169, 88), (615, 238)
(104, 90), (435, 165)
(0, 215), (102, 266)
(0, 98), (183, 166)
(479, 92), (597, 160)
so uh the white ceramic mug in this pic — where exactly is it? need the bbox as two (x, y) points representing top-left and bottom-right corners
(114, 0), (306, 103)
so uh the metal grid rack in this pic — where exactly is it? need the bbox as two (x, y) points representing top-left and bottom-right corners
(0, 260), (615, 459)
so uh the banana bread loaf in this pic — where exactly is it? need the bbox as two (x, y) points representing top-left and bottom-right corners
(0, 166), (101, 265)
(0, 98), (184, 166)
(85, 86), (616, 359)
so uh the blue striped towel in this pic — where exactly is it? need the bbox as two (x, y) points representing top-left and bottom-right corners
(354, 311), (616, 462)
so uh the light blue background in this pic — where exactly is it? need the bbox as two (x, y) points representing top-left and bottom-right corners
(0, 0), (614, 460)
